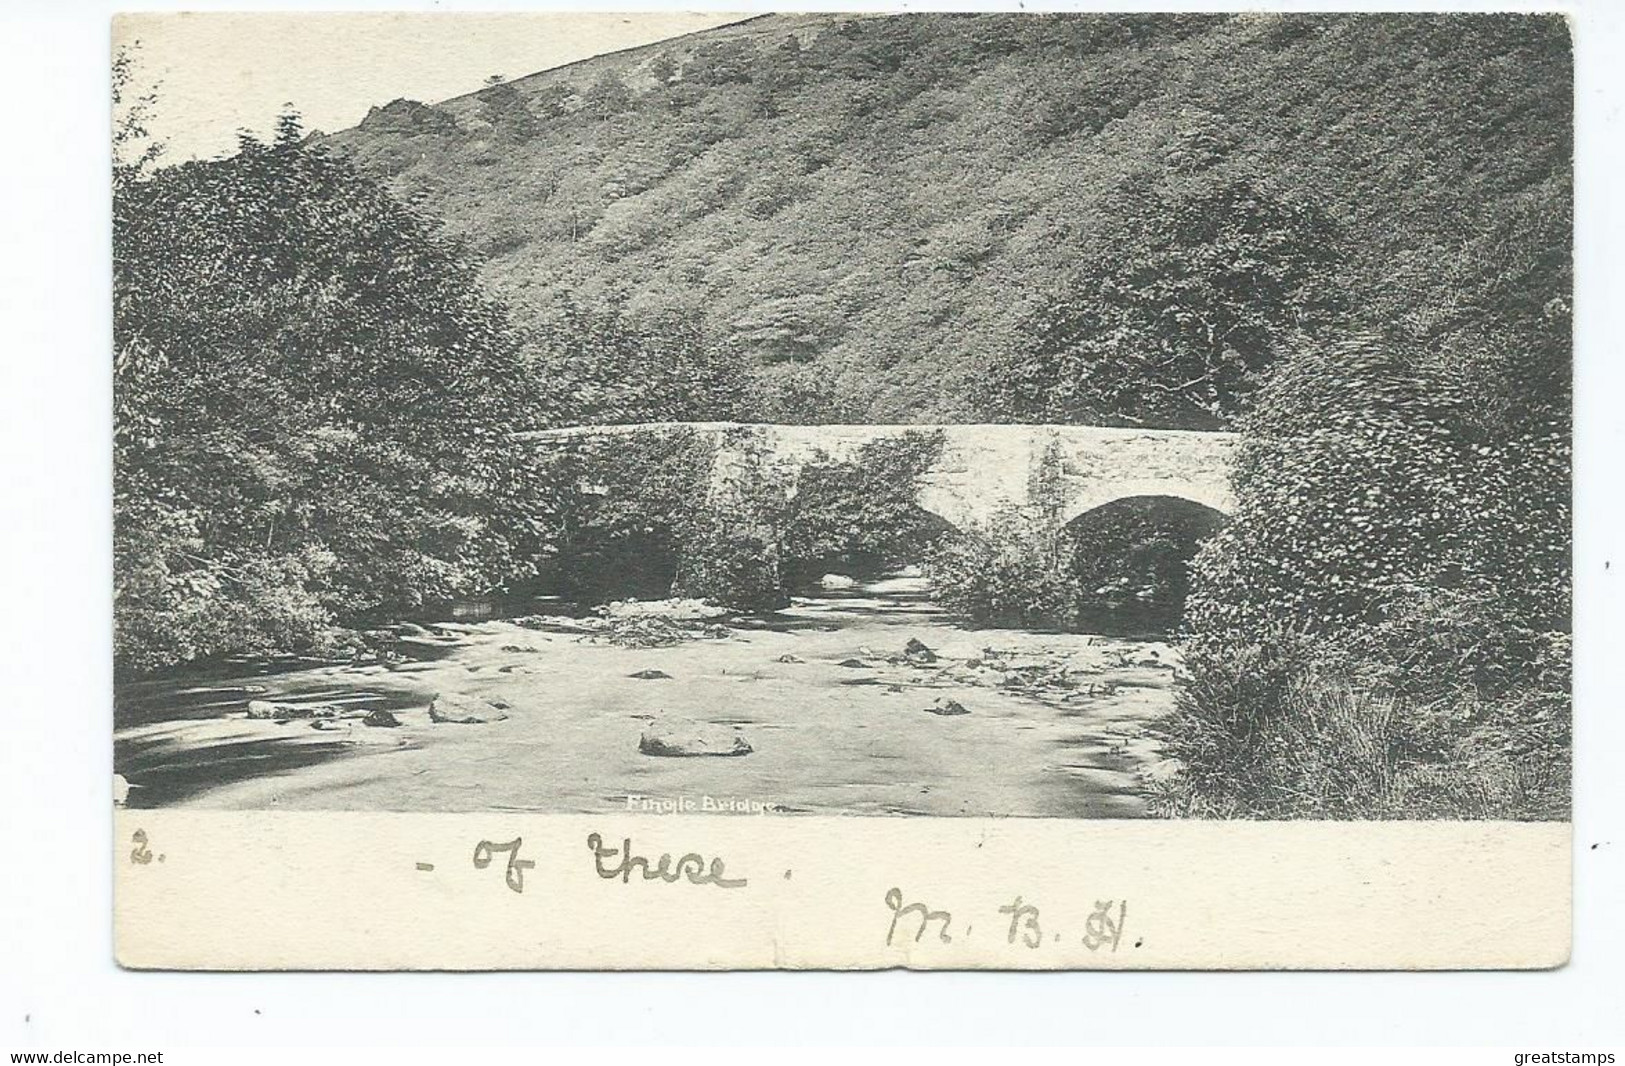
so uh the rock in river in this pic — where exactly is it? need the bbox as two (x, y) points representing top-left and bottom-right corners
(245, 699), (281, 719)
(638, 718), (753, 757)
(246, 699), (336, 721)
(628, 668), (673, 680)
(363, 708), (402, 728)
(428, 692), (509, 724)
(924, 698), (970, 716)
(903, 637), (938, 664)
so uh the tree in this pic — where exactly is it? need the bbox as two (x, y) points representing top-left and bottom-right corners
(114, 107), (550, 672)
(112, 45), (164, 184)
(778, 431), (947, 585)
(480, 74), (541, 140)
(1186, 332), (1568, 637)
(582, 72), (633, 117)
(987, 175), (1345, 428)
(529, 296), (753, 425)
(1167, 328), (1570, 820)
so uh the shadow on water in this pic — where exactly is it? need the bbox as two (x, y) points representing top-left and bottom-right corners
(771, 566), (1182, 640)
(115, 732), (384, 808)
(115, 677), (421, 728)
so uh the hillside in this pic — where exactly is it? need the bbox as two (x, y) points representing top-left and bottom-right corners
(321, 12), (1571, 425)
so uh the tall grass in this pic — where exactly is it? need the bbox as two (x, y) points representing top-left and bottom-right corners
(1152, 584), (1569, 820)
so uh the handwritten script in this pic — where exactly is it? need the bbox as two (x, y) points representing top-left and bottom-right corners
(886, 888), (1130, 952)
(587, 832), (748, 889)
(473, 836), (536, 893)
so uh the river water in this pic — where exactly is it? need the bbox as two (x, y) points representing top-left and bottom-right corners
(114, 573), (1183, 817)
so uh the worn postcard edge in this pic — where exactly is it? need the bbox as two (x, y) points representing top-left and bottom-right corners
(113, 812), (1572, 971)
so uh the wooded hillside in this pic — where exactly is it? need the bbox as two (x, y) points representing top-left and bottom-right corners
(322, 12), (1570, 428)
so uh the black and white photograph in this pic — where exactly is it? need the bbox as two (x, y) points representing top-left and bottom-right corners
(110, 10), (1571, 823)
(8, 0), (1625, 1050)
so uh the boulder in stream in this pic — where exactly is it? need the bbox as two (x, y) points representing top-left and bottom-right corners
(902, 638), (938, 664)
(363, 709), (402, 728)
(628, 668), (673, 680)
(428, 692), (509, 724)
(924, 698), (970, 716)
(638, 718), (753, 757)
(245, 699), (279, 719)
(246, 699), (337, 721)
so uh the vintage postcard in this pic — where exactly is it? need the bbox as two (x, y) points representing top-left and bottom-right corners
(111, 10), (1572, 970)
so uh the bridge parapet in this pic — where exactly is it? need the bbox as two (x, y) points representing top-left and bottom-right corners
(519, 422), (1237, 530)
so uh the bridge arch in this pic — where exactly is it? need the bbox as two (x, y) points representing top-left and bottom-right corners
(1056, 478), (1234, 527)
(1059, 493), (1229, 633)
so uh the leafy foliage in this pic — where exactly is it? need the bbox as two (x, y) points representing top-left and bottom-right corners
(927, 512), (1083, 631)
(1167, 319), (1568, 818)
(669, 431), (791, 610)
(114, 108), (548, 673)
(480, 75), (541, 140)
(528, 297), (754, 424)
(545, 429), (950, 610)
(987, 176), (1345, 428)
(543, 429), (716, 604)
(1186, 334), (1569, 635)
(672, 516), (787, 612)
(779, 431), (948, 585)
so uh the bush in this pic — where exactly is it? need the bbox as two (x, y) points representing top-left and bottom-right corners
(780, 431), (947, 585)
(673, 514), (787, 611)
(927, 510), (1081, 630)
(553, 427), (790, 613)
(1164, 327), (1570, 820)
(983, 175), (1345, 429)
(546, 428), (715, 603)
(1187, 333), (1570, 636)
(114, 499), (348, 673)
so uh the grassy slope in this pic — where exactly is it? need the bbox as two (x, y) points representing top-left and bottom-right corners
(322, 12), (1570, 423)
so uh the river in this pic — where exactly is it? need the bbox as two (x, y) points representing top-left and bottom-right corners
(113, 572), (1183, 817)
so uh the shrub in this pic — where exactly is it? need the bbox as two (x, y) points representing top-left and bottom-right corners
(1187, 332), (1569, 637)
(983, 176), (1345, 428)
(670, 431), (791, 610)
(1161, 324), (1569, 820)
(545, 428), (715, 604)
(779, 431), (947, 585)
(927, 509), (1081, 630)
(113, 116), (545, 676)
(672, 514), (787, 611)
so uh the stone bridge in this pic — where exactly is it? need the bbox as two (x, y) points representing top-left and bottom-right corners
(522, 422), (1237, 531)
